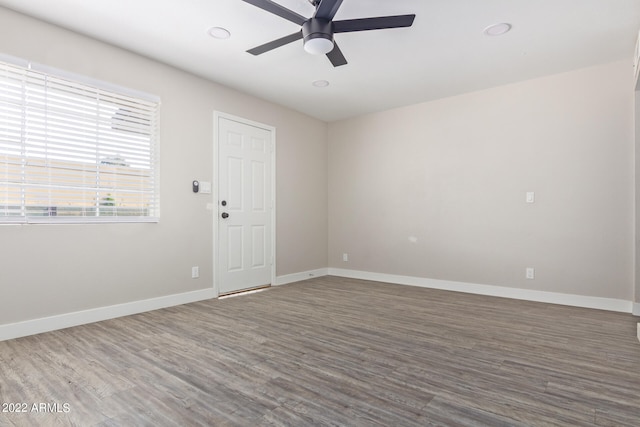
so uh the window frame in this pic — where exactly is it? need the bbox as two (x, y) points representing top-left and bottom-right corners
(0, 53), (160, 224)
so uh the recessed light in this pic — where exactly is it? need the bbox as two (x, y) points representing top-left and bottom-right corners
(312, 80), (330, 88)
(208, 26), (231, 39)
(484, 23), (512, 36)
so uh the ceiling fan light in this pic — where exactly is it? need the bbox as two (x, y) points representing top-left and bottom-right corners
(304, 37), (334, 55)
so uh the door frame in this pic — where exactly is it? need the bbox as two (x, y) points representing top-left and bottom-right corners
(213, 111), (276, 297)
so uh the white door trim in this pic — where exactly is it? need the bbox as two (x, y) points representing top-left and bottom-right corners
(213, 111), (276, 297)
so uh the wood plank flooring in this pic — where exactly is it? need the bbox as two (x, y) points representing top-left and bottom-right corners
(1, 276), (639, 426)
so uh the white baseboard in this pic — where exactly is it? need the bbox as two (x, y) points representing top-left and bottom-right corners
(275, 268), (329, 286)
(328, 268), (633, 313)
(2, 268), (633, 342)
(0, 288), (216, 342)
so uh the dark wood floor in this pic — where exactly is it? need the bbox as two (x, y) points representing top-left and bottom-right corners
(1, 276), (639, 426)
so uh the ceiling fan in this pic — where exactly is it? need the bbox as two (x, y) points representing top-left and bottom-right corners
(241, 0), (416, 67)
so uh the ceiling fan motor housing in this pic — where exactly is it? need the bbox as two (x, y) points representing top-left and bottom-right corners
(242, 0), (416, 66)
(302, 18), (334, 54)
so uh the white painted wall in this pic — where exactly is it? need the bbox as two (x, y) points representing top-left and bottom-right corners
(635, 90), (640, 313)
(0, 8), (328, 326)
(328, 60), (635, 301)
(0, 7), (637, 337)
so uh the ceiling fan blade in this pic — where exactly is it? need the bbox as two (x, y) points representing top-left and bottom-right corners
(241, 0), (307, 25)
(326, 42), (347, 67)
(313, 0), (344, 21)
(333, 14), (416, 33)
(247, 31), (303, 55)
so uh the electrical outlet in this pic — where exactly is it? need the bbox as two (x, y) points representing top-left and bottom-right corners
(192, 266), (199, 279)
(526, 267), (535, 280)
(343, 253), (349, 262)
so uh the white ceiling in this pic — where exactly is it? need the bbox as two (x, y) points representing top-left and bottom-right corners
(1, 0), (639, 122)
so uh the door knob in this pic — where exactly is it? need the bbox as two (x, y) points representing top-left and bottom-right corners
(221, 212), (229, 219)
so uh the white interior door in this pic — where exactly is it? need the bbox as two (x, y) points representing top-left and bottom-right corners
(216, 114), (274, 295)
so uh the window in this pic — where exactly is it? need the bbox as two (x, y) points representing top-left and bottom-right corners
(0, 55), (160, 223)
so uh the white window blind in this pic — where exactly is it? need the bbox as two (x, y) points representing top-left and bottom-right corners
(0, 56), (160, 223)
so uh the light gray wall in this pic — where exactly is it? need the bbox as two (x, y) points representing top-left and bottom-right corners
(0, 8), (636, 328)
(0, 8), (328, 325)
(328, 60), (635, 300)
(636, 91), (640, 307)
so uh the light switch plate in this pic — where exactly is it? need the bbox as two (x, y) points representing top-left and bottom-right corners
(200, 181), (212, 194)
(526, 192), (535, 203)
